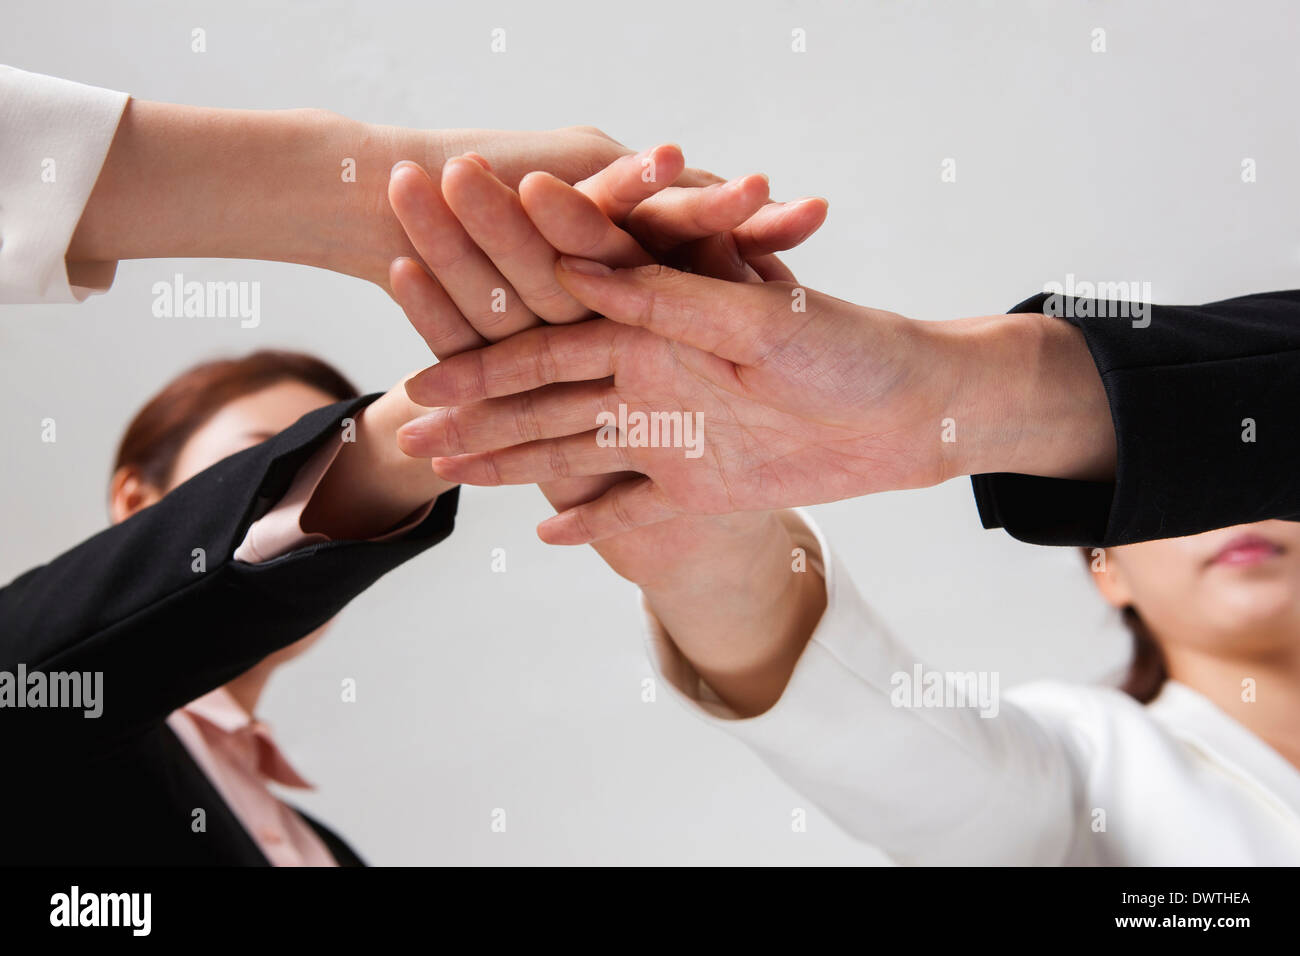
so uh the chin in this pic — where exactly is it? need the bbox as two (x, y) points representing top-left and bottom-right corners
(1208, 579), (1300, 641)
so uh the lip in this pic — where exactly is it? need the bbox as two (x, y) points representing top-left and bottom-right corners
(1206, 534), (1285, 568)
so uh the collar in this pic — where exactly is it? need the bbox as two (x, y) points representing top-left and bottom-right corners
(1148, 680), (1300, 823)
(182, 687), (314, 790)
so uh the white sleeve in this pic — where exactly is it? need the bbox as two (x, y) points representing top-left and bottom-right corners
(0, 66), (128, 303)
(644, 510), (1085, 865)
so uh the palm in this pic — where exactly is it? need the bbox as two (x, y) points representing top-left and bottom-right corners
(600, 320), (941, 518)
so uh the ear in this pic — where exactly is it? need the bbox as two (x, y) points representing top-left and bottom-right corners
(1087, 547), (1135, 610)
(109, 466), (163, 524)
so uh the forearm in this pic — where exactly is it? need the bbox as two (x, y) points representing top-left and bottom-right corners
(637, 512), (827, 717)
(302, 379), (456, 540)
(66, 102), (632, 292)
(67, 99), (436, 288)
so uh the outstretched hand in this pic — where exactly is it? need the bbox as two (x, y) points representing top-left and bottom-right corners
(400, 257), (1117, 546)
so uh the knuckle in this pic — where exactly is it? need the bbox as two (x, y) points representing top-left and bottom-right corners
(514, 390), (543, 444)
(633, 262), (676, 281)
(465, 351), (489, 403)
(608, 490), (637, 531)
(546, 441), (572, 480)
(571, 507), (595, 542)
(533, 329), (562, 384)
(440, 406), (467, 454)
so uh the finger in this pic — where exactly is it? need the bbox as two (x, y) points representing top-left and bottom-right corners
(389, 257), (488, 360)
(404, 318), (619, 406)
(732, 197), (829, 258)
(397, 379), (616, 457)
(537, 477), (678, 545)
(441, 155), (588, 324)
(555, 260), (787, 366)
(519, 172), (654, 267)
(672, 166), (727, 189)
(575, 143), (686, 220)
(622, 175), (771, 255)
(429, 431), (633, 486)
(678, 232), (761, 283)
(388, 160), (535, 340)
(748, 253), (797, 282)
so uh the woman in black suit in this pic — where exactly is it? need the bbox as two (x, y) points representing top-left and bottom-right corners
(1, 349), (458, 865)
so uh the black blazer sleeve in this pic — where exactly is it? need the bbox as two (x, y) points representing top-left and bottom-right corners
(971, 289), (1300, 546)
(0, 393), (459, 754)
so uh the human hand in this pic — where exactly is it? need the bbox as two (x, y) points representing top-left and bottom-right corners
(387, 146), (828, 579)
(401, 264), (1115, 546)
(387, 149), (835, 715)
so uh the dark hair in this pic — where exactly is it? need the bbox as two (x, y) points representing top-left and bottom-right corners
(1079, 548), (1169, 703)
(113, 349), (359, 491)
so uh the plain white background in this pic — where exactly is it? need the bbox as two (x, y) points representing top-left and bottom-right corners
(3, 0), (1297, 864)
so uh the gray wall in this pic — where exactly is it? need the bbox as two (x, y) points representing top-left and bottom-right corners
(3, 0), (1294, 864)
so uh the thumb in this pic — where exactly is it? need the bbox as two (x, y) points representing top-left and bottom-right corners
(554, 258), (787, 366)
(537, 476), (677, 545)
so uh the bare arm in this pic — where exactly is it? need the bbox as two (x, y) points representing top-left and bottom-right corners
(67, 99), (633, 292)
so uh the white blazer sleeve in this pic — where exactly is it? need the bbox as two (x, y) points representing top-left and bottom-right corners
(0, 66), (128, 303)
(643, 510), (1084, 865)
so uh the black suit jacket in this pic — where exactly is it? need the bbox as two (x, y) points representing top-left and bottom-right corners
(0, 394), (458, 865)
(973, 289), (1300, 546)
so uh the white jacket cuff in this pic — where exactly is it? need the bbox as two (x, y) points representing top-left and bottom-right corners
(0, 66), (128, 303)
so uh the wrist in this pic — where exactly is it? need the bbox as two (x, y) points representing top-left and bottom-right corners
(314, 117), (446, 288)
(638, 510), (788, 599)
(927, 312), (1115, 483)
(300, 382), (453, 539)
(642, 512), (821, 691)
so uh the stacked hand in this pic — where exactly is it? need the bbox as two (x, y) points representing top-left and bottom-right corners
(385, 145), (840, 713)
(391, 156), (1115, 550)
(384, 144), (830, 587)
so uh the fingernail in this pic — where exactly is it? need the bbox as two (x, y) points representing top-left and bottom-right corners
(391, 160), (419, 176)
(558, 256), (613, 277)
(404, 375), (434, 404)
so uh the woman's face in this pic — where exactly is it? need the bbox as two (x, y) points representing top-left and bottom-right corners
(1094, 520), (1300, 658)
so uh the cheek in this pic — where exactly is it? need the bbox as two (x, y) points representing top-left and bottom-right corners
(1114, 549), (1201, 616)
